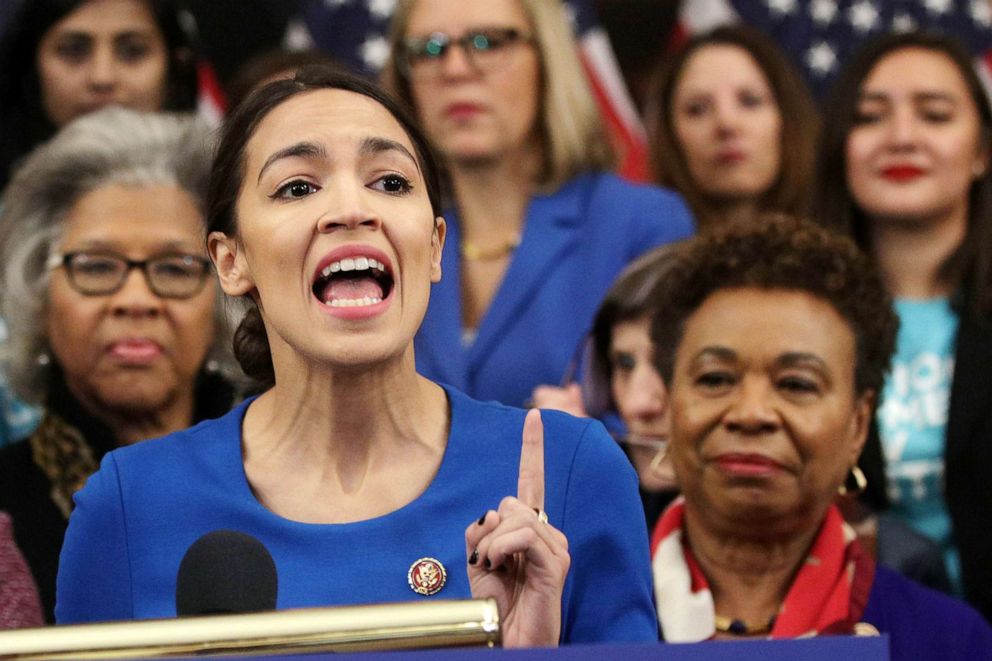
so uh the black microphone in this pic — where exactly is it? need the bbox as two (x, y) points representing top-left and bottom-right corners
(175, 530), (278, 616)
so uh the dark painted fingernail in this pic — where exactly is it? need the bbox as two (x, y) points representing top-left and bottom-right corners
(484, 558), (491, 570)
(478, 512), (487, 525)
(469, 549), (478, 565)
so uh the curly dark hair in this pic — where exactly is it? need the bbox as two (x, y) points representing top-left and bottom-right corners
(650, 215), (897, 397)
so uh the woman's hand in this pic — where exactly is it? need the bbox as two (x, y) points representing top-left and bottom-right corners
(530, 383), (587, 418)
(465, 409), (571, 648)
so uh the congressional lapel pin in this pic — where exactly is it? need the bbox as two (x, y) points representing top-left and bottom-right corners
(408, 557), (446, 596)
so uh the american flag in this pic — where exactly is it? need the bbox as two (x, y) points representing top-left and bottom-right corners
(678, 0), (992, 100)
(285, 0), (649, 180)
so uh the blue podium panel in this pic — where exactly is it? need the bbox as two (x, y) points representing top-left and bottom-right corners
(253, 637), (890, 661)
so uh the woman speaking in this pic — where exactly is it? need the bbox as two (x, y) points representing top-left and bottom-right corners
(54, 68), (656, 647)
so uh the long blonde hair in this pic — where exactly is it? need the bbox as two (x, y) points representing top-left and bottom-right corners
(382, 0), (615, 190)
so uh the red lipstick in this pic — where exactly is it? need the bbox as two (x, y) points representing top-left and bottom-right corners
(881, 165), (925, 182)
(714, 453), (783, 478)
(715, 148), (746, 165)
(445, 103), (483, 120)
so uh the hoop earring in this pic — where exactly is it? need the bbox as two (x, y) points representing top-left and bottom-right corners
(648, 444), (670, 479)
(838, 465), (867, 497)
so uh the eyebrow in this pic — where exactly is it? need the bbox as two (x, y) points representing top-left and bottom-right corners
(256, 137), (421, 184)
(858, 90), (958, 104)
(257, 141), (328, 184)
(693, 346), (738, 362)
(692, 347), (828, 371)
(71, 239), (201, 252)
(776, 352), (828, 371)
(359, 136), (421, 174)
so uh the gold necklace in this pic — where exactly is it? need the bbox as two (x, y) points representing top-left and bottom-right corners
(460, 232), (521, 261)
(713, 614), (776, 636)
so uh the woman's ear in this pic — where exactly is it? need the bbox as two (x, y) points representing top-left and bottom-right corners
(207, 231), (255, 296)
(847, 389), (876, 465)
(973, 141), (990, 179)
(430, 216), (446, 283)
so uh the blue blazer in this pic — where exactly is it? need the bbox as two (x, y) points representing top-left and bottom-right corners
(415, 172), (694, 406)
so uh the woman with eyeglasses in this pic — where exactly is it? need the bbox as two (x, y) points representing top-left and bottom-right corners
(382, 0), (693, 408)
(0, 107), (237, 622)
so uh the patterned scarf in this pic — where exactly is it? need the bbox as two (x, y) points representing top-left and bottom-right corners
(29, 412), (99, 519)
(29, 368), (237, 520)
(651, 499), (875, 642)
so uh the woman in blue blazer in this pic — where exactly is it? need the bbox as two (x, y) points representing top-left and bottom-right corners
(383, 0), (693, 406)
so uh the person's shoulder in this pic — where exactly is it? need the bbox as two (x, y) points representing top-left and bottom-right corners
(583, 171), (686, 207)
(0, 435), (30, 466)
(109, 398), (250, 470)
(866, 565), (992, 656)
(445, 385), (609, 454)
(579, 172), (694, 240)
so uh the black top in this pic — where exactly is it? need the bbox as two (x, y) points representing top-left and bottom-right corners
(857, 299), (992, 622)
(0, 371), (235, 622)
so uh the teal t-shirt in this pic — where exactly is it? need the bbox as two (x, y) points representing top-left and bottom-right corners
(878, 297), (960, 590)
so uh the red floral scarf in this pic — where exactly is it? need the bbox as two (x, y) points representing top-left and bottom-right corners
(650, 499), (875, 641)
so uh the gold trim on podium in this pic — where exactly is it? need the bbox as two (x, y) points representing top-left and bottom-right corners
(0, 599), (500, 659)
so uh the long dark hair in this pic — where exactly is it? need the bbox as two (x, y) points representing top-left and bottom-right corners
(815, 31), (992, 321)
(0, 0), (198, 189)
(207, 65), (443, 388)
(644, 25), (819, 229)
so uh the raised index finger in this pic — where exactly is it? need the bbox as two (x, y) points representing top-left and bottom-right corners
(517, 408), (545, 511)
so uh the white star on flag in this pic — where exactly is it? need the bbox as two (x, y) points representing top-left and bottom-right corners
(368, 0), (397, 20)
(360, 35), (391, 69)
(924, 0), (953, 16)
(767, 0), (798, 17)
(811, 0), (838, 25)
(806, 41), (837, 75)
(849, 0), (881, 33)
(892, 13), (918, 32)
(973, 0), (992, 27)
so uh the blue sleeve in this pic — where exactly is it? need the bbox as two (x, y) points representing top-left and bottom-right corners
(559, 419), (657, 643)
(55, 452), (133, 623)
(630, 187), (695, 258)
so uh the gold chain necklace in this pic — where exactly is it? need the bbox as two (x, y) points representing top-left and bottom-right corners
(713, 614), (776, 636)
(460, 232), (521, 261)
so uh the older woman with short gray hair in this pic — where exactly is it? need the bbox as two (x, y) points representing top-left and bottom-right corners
(0, 107), (239, 622)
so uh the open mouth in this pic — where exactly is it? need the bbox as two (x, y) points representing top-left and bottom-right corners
(312, 255), (395, 308)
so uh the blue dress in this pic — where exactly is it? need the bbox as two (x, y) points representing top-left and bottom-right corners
(863, 565), (992, 660)
(415, 172), (694, 407)
(55, 386), (657, 644)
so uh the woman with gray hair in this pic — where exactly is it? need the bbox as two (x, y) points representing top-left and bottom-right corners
(0, 107), (237, 622)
